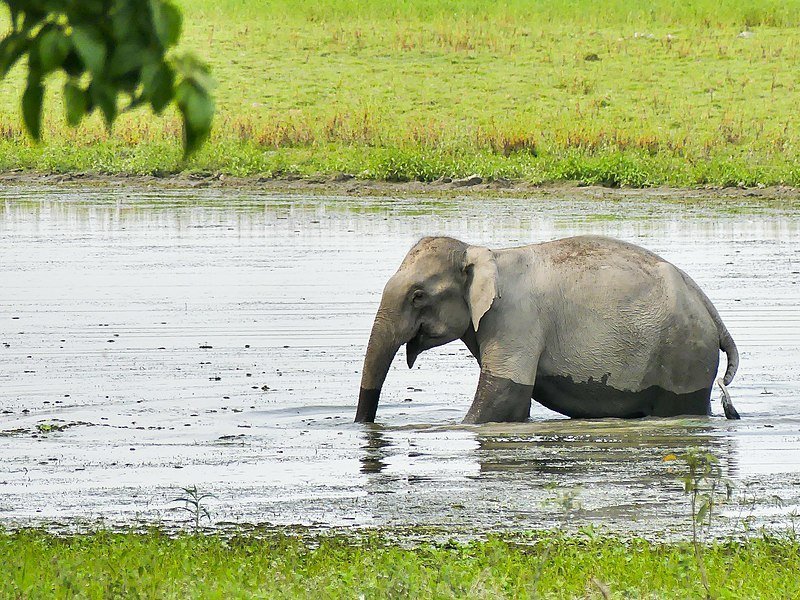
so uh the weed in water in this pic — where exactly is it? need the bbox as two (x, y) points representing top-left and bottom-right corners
(665, 449), (734, 599)
(35, 422), (67, 434)
(530, 485), (587, 598)
(171, 485), (216, 533)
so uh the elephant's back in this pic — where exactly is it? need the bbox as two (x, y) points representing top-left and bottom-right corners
(536, 235), (666, 273)
(535, 235), (679, 312)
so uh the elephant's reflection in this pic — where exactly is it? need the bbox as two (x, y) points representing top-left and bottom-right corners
(474, 420), (739, 482)
(358, 418), (739, 491)
(359, 425), (392, 474)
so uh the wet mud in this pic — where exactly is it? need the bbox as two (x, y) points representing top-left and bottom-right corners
(1, 185), (799, 538)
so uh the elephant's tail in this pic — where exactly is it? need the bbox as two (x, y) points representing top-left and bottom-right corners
(677, 268), (739, 386)
(718, 324), (739, 386)
(690, 274), (741, 419)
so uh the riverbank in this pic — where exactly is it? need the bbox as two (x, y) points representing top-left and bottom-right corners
(3, 170), (800, 207)
(2, 529), (799, 598)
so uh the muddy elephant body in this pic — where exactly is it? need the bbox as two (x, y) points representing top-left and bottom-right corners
(355, 235), (739, 424)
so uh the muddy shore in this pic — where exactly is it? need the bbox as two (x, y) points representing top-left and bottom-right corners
(2, 171), (800, 205)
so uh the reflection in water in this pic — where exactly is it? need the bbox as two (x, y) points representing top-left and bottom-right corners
(360, 426), (391, 474)
(353, 418), (747, 534)
(475, 420), (730, 484)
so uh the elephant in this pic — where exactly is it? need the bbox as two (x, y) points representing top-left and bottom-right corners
(355, 235), (740, 424)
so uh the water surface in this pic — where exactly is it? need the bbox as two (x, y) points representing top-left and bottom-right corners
(1, 186), (798, 537)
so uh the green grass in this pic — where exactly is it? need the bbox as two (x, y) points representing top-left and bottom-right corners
(3, 0), (800, 186)
(3, 528), (800, 598)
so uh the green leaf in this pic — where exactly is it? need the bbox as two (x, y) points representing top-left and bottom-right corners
(8, 6), (20, 32)
(111, 2), (138, 41)
(150, 1), (182, 48)
(142, 62), (174, 113)
(0, 32), (30, 78)
(109, 42), (146, 77)
(22, 74), (43, 140)
(36, 27), (71, 73)
(71, 25), (106, 74)
(61, 50), (84, 77)
(176, 79), (214, 156)
(90, 80), (117, 126)
(22, 9), (47, 34)
(0, 1), (213, 148)
(76, 0), (106, 16)
(64, 80), (87, 127)
(696, 499), (710, 523)
(173, 54), (215, 91)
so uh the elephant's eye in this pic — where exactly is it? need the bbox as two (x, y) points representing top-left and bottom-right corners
(411, 289), (426, 306)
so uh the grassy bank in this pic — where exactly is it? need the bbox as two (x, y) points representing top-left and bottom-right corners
(2, 529), (800, 598)
(2, 1), (800, 186)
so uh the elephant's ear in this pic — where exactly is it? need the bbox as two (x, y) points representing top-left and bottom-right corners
(464, 246), (499, 332)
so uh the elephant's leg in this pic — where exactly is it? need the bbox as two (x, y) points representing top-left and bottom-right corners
(460, 326), (480, 362)
(463, 370), (534, 424)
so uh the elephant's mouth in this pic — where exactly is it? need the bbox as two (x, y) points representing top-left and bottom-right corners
(406, 329), (444, 368)
(406, 333), (422, 368)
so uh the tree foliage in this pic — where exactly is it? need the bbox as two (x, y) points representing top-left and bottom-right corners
(0, 0), (214, 156)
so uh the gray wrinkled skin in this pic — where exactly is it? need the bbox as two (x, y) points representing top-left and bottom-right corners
(356, 235), (739, 424)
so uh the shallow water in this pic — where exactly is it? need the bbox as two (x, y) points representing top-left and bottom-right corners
(1, 186), (799, 537)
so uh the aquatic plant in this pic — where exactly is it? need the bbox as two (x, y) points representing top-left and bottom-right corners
(665, 449), (733, 599)
(35, 422), (67, 434)
(171, 485), (216, 533)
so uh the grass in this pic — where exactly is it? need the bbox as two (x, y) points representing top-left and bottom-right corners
(2, 0), (800, 185)
(2, 528), (800, 598)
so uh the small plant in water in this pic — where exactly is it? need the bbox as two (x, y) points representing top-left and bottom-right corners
(530, 485), (586, 598)
(664, 449), (733, 599)
(172, 485), (216, 533)
(544, 483), (582, 523)
(35, 422), (67, 434)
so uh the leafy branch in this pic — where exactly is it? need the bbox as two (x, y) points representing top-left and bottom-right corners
(0, 0), (214, 156)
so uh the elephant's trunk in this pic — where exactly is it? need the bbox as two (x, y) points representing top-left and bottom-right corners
(356, 312), (402, 423)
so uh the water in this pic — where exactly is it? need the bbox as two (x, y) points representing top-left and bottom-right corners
(0, 185), (798, 537)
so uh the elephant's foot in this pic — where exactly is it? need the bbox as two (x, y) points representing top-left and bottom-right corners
(355, 388), (380, 423)
(532, 374), (712, 418)
(463, 371), (533, 424)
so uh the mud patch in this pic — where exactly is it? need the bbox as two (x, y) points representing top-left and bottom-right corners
(532, 375), (712, 418)
(2, 171), (800, 208)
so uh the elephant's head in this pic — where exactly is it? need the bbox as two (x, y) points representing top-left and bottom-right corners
(355, 236), (499, 423)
